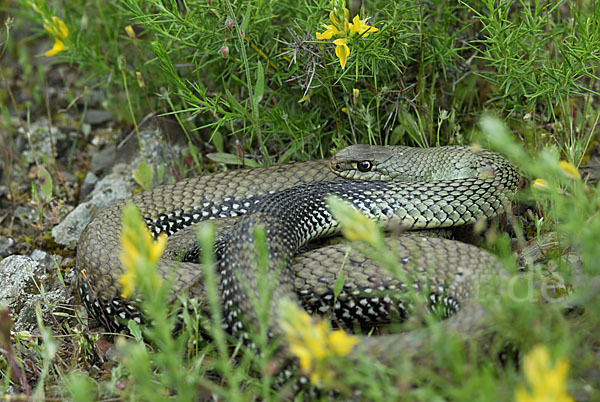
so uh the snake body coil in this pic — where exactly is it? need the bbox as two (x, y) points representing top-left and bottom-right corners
(76, 145), (518, 363)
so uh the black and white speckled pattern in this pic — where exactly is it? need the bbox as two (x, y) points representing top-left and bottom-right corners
(75, 145), (518, 348)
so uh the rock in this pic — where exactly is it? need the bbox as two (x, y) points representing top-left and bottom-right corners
(0, 254), (44, 311)
(18, 119), (66, 165)
(13, 288), (70, 332)
(14, 205), (35, 222)
(91, 143), (117, 173)
(0, 250), (74, 332)
(78, 171), (98, 201)
(51, 164), (137, 248)
(84, 109), (112, 125)
(0, 235), (14, 258)
(581, 155), (600, 183)
(115, 118), (186, 169)
(53, 118), (185, 248)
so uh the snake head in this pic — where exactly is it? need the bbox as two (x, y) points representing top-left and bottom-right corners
(329, 145), (399, 180)
(330, 144), (514, 183)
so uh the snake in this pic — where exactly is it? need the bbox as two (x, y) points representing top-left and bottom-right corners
(76, 144), (519, 366)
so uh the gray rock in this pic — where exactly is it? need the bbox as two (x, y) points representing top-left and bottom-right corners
(0, 235), (14, 257)
(14, 205), (35, 222)
(0, 254), (45, 311)
(51, 164), (137, 248)
(53, 119), (185, 248)
(13, 288), (70, 332)
(78, 171), (98, 201)
(84, 109), (112, 125)
(0, 250), (74, 331)
(115, 119), (186, 170)
(91, 143), (117, 173)
(18, 119), (66, 165)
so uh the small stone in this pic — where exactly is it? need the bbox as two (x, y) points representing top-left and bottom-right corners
(51, 168), (137, 248)
(84, 109), (112, 125)
(78, 171), (99, 201)
(0, 255), (43, 311)
(91, 144), (117, 173)
(0, 236), (14, 258)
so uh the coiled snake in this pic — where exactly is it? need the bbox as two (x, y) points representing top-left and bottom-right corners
(76, 145), (519, 365)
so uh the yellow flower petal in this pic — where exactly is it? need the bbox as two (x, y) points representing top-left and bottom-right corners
(44, 16), (68, 39)
(119, 269), (136, 298)
(290, 343), (313, 372)
(44, 38), (66, 56)
(316, 24), (340, 40)
(523, 346), (550, 390)
(532, 178), (549, 191)
(329, 11), (340, 26)
(349, 15), (378, 37)
(559, 160), (581, 180)
(125, 25), (136, 40)
(333, 38), (350, 68)
(279, 298), (358, 385)
(516, 345), (574, 402)
(54, 16), (68, 38)
(328, 330), (358, 356)
(149, 233), (167, 262)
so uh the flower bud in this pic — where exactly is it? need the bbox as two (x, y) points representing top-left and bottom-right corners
(218, 44), (229, 58)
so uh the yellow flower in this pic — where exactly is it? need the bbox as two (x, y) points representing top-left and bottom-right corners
(316, 24), (341, 40)
(43, 16), (68, 38)
(349, 15), (379, 37)
(42, 15), (69, 56)
(280, 299), (358, 385)
(515, 345), (574, 402)
(558, 161), (581, 180)
(44, 38), (66, 57)
(119, 203), (166, 298)
(125, 25), (137, 41)
(333, 38), (350, 68)
(532, 178), (549, 191)
(327, 196), (383, 246)
(315, 3), (377, 69)
(136, 71), (145, 89)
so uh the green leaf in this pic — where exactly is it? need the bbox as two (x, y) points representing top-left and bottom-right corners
(156, 163), (165, 183)
(133, 161), (154, 190)
(38, 166), (53, 201)
(333, 270), (345, 301)
(188, 142), (201, 167)
(206, 152), (260, 167)
(127, 319), (144, 343)
(254, 61), (264, 108)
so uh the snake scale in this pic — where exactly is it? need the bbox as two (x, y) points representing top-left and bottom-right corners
(76, 145), (519, 366)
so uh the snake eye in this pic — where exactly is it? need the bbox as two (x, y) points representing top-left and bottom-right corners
(357, 160), (372, 172)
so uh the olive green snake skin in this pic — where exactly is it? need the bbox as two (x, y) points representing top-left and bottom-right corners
(76, 145), (519, 366)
